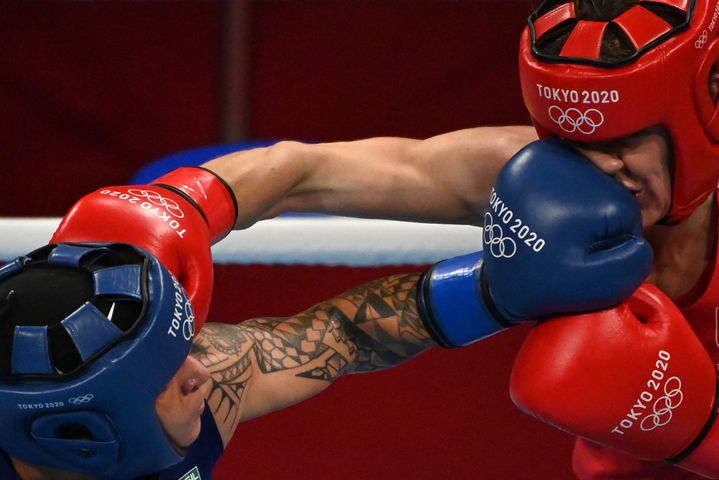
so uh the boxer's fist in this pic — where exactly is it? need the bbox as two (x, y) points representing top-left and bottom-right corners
(485, 138), (652, 322)
(510, 284), (719, 479)
(51, 167), (237, 328)
(418, 139), (652, 347)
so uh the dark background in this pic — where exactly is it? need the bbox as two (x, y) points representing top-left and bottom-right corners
(1, 1), (577, 478)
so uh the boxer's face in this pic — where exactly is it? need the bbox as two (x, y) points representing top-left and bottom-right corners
(572, 127), (673, 227)
(155, 355), (212, 450)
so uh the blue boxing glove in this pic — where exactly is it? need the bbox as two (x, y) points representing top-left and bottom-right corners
(418, 138), (653, 347)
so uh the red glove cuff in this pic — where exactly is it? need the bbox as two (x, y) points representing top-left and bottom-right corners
(153, 167), (238, 243)
(674, 385), (719, 478)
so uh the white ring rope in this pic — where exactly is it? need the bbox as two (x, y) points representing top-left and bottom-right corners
(0, 217), (483, 266)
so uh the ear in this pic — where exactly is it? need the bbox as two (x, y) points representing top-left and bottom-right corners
(710, 63), (719, 105)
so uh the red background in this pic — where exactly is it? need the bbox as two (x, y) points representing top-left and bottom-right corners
(1, 1), (577, 478)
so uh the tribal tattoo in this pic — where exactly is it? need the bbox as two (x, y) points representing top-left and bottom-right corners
(335, 272), (433, 373)
(191, 273), (432, 430)
(191, 325), (252, 426)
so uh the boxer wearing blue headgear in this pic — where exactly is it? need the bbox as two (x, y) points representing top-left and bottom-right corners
(0, 240), (441, 479)
(0, 242), (209, 479)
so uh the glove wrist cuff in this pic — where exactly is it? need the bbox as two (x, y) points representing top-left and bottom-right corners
(669, 381), (719, 475)
(153, 167), (238, 242)
(478, 265), (515, 328)
(416, 251), (509, 348)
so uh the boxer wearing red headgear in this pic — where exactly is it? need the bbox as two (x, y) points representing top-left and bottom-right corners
(519, 0), (719, 224)
(511, 0), (719, 478)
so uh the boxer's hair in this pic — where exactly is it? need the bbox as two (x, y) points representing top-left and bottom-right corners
(576, 0), (638, 20)
(537, 0), (686, 61)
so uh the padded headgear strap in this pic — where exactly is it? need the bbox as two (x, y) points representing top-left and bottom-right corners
(0, 243), (194, 479)
(520, 0), (719, 221)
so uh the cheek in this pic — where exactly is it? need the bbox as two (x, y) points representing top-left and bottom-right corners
(632, 139), (672, 190)
(156, 391), (184, 439)
(660, 164), (672, 195)
(172, 410), (204, 448)
(647, 160), (672, 208)
(640, 209), (658, 229)
(622, 149), (669, 189)
(156, 392), (204, 448)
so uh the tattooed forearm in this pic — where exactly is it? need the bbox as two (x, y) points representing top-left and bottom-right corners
(238, 273), (432, 378)
(240, 312), (354, 381)
(331, 273), (433, 373)
(192, 273), (433, 433)
(192, 313), (358, 427)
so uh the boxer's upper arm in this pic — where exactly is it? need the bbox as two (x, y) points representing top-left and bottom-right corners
(203, 126), (536, 228)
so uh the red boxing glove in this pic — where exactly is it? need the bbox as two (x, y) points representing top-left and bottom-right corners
(51, 167), (237, 330)
(510, 284), (719, 479)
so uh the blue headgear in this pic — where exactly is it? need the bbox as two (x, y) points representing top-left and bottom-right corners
(0, 242), (195, 479)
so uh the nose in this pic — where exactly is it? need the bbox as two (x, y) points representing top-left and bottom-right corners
(578, 147), (644, 194)
(577, 148), (624, 176)
(180, 356), (211, 395)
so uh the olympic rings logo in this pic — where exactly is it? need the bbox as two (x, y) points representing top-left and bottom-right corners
(696, 30), (709, 49)
(548, 105), (605, 135)
(68, 394), (94, 405)
(483, 213), (517, 258)
(169, 278), (196, 341)
(640, 376), (683, 432)
(127, 189), (185, 218)
(182, 295), (195, 341)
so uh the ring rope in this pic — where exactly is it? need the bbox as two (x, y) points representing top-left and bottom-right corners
(0, 217), (484, 266)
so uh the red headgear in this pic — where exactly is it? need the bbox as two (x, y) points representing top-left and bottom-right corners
(519, 0), (719, 221)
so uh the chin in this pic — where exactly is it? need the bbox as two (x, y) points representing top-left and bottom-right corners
(187, 417), (204, 446)
(640, 211), (655, 229)
(639, 200), (670, 227)
(173, 419), (204, 450)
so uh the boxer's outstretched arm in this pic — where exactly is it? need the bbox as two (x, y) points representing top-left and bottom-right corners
(202, 126), (536, 228)
(191, 273), (432, 447)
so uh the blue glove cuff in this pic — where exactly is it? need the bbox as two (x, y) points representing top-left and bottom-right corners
(417, 251), (508, 348)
